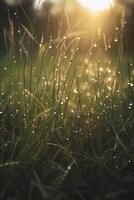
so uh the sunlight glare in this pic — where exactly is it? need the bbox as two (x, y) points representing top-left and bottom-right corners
(78, 0), (114, 12)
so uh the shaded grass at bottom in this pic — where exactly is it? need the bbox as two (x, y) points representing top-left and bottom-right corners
(0, 51), (134, 199)
(0, 156), (134, 200)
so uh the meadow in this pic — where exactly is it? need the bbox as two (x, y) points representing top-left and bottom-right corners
(0, 3), (134, 200)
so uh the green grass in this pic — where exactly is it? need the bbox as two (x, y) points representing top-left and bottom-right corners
(0, 8), (134, 200)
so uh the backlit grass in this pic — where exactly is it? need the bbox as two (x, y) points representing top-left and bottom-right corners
(0, 5), (134, 200)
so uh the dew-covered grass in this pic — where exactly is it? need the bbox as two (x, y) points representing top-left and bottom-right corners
(0, 7), (134, 200)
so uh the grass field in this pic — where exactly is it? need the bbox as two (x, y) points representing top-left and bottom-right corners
(0, 5), (134, 200)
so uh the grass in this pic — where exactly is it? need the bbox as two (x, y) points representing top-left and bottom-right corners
(0, 5), (134, 200)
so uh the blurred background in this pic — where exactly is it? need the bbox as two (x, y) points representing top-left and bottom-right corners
(0, 0), (134, 57)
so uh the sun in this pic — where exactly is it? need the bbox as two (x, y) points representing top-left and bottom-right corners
(78, 0), (114, 12)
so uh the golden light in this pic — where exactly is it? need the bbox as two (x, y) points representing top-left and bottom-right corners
(78, 0), (114, 12)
